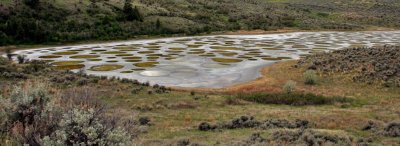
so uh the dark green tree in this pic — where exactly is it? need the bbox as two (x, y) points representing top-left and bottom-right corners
(156, 18), (161, 29)
(123, 0), (143, 21)
(24, 0), (40, 8)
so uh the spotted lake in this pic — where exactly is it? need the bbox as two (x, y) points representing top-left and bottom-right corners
(15, 31), (400, 88)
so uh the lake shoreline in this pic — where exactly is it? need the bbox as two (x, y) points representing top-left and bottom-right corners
(8, 30), (400, 90)
(2, 27), (398, 54)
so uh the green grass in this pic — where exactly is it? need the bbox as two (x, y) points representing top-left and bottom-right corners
(235, 93), (353, 106)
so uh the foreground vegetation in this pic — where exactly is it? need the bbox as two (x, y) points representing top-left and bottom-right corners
(1, 0), (400, 45)
(0, 45), (399, 145)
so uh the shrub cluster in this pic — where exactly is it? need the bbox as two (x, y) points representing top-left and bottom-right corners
(362, 120), (400, 137)
(297, 46), (400, 87)
(0, 57), (50, 80)
(270, 129), (353, 145)
(230, 129), (360, 146)
(198, 116), (310, 131)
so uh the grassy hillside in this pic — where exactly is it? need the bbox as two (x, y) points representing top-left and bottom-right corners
(1, 0), (400, 45)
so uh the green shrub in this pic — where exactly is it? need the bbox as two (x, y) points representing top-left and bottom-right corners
(236, 93), (352, 106)
(0, 83), (137, 145)
(0, 83), (55, 145)
(41, 108), (134, 146)
(283, 80), (296, 94)
(17, 55), (25, 64)
(304, 70), (317, 85)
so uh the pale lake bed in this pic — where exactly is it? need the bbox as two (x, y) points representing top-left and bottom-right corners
(14, 31), (400, 88)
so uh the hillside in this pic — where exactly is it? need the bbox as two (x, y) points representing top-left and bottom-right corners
(1, 0), (400, 45)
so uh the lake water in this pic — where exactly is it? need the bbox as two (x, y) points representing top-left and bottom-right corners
(15, 31), (400, 88)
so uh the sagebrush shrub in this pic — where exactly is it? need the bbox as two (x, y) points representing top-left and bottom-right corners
(283, 80), (296, 94)
(0, 83), (55, 145)
(41, 108), (134, 146)
(0, 83), (137, 145)
(304, 70), (317, 85)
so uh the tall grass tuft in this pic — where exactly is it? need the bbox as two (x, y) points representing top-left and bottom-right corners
(304, 70), (317, 85)
(283, 80), (296, 94)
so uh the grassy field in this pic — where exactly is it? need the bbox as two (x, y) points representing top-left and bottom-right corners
(92, 60), (400, 145)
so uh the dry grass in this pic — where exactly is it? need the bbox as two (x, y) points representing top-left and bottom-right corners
(1, 60), (399, 145)
(142, 60), (400, 144)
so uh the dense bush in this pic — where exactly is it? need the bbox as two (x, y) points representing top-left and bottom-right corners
(41, 108), (133, 146)
(0, 83), (137, 145)
(235, 93), (352, 106)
